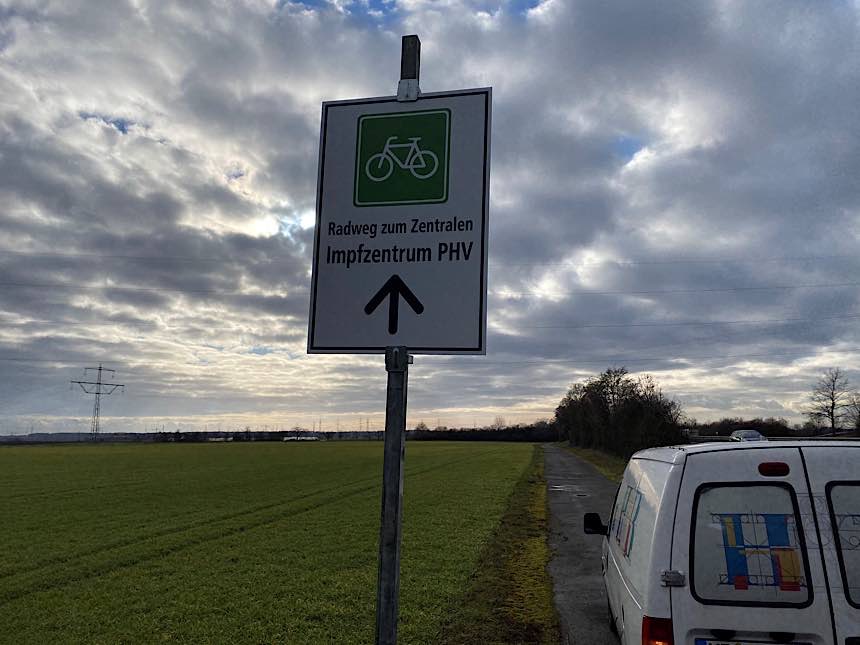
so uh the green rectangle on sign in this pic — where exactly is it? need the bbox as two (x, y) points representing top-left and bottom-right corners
(354, 109), (450, 206)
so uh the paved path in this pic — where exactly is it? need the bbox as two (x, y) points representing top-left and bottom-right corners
(544, 445), (620, 645)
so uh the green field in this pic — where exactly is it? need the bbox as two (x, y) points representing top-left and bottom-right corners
(0, 441), (550, 644)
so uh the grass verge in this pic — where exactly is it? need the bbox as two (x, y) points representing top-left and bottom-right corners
(562, 445), (627, 483)
(436, 445), (560, 645)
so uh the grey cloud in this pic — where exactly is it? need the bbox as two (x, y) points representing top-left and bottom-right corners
(1, 0), (860, 431)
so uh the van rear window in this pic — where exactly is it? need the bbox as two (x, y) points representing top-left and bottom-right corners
(690, 483), (811, 607)
(826, 482), (860, 607)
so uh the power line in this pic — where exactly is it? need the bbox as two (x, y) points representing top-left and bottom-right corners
(0, 281), (306, 296)
(5, 339), (860, 373)
(4, 309), (860, 333)
(1, 343), (858, 411)
(492, 253), (859, 268)
(4, 248), (856, 267)
(522, 312), (860, 329)
(0, 357), (101, 364)
(1, 278), (858, 297)
(491, 281), (860, 297)
(2, 311), (860, 369)
(70, 364), (125, 439)
(450, 346), (860, 367)
(3, 319), (160, 328)
(0, 316), (298, 328)
(4, 319), (857, 423)
(0, 250), (224, 263)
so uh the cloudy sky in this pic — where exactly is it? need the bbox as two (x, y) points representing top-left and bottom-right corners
(2, 0), (859, 434)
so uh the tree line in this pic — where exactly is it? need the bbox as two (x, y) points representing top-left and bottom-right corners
(411, 420), (557, 442)
(554, 368), (684, 458)
(553, 366), (860, 457)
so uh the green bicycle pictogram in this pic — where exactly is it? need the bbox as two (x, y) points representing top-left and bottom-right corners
(354, 109), (450, 206)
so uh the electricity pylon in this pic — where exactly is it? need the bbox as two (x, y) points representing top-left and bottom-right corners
(71, 364), (124, 439)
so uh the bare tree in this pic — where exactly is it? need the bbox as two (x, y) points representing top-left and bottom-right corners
(492, 416), (507, 430)
(806, 368), (852, 433)
(847, 393), (860, 432)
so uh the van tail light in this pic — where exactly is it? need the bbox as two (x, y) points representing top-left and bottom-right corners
(642, 615), (674, 645)
(759, 462), (790, 476)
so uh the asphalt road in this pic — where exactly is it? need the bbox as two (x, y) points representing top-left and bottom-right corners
(544, 445), (621, 645)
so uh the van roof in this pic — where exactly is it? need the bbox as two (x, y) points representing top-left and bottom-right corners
(632, 440), (860, 465)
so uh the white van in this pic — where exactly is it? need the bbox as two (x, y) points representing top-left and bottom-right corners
(583, 441), (860, 645)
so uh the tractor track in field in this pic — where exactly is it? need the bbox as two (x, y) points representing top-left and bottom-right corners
(0, 475), (380, 582)
(0, 446), (508, 607)
(0, 478), (155, 501)
(0, 446), (509, 582)
(0, 480), (381, 607)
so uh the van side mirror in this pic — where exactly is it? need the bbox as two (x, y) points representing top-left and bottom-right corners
(583, 512), (608, 536)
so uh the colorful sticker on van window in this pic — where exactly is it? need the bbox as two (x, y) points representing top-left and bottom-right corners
(692, 485), (810, 605)
(714, 513), (804, 592)
(614, 485), (643, 559)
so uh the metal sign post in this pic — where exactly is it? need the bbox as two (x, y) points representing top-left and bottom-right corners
(375, 36), (421, 645)
(375, 346), (411, 645)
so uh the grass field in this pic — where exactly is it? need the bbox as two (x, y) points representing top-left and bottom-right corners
(562, 445), (627, 483)
(0, 441), (550, 644)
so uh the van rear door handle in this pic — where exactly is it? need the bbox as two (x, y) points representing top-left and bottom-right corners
(660, 570), (686, 587)
(844, 638), (860, 645)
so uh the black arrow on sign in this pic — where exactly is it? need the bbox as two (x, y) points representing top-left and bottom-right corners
(364, 274), (424, 335)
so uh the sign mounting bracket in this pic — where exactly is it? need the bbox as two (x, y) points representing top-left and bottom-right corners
(396, 34), (420, 102)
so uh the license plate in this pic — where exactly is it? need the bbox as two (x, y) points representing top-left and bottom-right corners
(695, 640), (810, 645)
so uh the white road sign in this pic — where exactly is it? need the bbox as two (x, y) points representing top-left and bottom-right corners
(308, 88), (491, 354)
